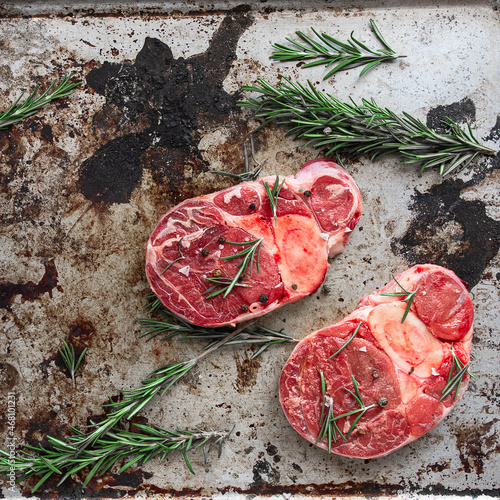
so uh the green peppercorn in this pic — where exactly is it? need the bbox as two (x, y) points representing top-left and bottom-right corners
(213, 270), (222, 277)
(372, 369), (379, 379)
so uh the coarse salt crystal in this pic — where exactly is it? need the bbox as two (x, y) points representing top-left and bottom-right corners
(359, 346), (367, 352)
(325, 396), (334, 408)
(345, 227), (352, 233)
(219, 244), (224, 250)
(320, 233), (329, 240)
(431, 368), (439, 376)
(179, 265), (190, 276)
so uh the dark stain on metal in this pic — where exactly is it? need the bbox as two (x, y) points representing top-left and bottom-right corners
(251, 458), (281, 487)
(40, 123), (54, 143)
(453, 419), (499, 476)
(80, 5), (253, 205)
(0, 361), (20, 394)
(392, 102), (500, 288)
(233, 351), (261, 393)
(67, 319), (96, 350)
(0, 259), (59, 311)
(426, 97), (476, 133)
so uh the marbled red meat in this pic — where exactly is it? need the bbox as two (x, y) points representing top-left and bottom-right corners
(280, 264), (474, 459)
(146, 159), (362, 327)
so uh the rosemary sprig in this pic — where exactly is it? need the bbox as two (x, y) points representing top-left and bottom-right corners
(316, 372), (377, 451)
(329, 322), (362, 359)
(161, 237), (185, 275)
(0, 322), (251, 491)
(204, 238), (264, 298)
(0, 424), (232, 492)
(439, 348), (475, 402)
(380, 276), (420, 323)
(263, 175), (286, 221)
(139, 306), (297, 359)
(58, 340), (87, 388)
(271, 20), (403, 78)
(0, 73), (81, 130)
(238, 78), (497, 176)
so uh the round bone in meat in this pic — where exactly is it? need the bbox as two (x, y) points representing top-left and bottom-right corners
(279, 265), (473, 458)
(146, 159), (362, 327)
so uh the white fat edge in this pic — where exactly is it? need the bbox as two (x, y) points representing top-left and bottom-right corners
(359, 346), (367, 352)
(223, 185), (244, 204)
(179, 265), (190, 276)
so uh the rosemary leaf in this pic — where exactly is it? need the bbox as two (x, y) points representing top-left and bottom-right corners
(161, 237), (185, 275)
(263, 175), (286, 221)
(380, 276), (420, 324)
(238, 78), (497, 176)
(58, 340), (87, 388)
(439, 348), (473, 402)
(329, 322), (362, 359)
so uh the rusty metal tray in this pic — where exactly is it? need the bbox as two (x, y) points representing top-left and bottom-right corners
(0, 1), (499, 498)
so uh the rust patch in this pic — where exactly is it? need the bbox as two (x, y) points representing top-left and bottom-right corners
(233, 351), (261, 393)
(80, 5), (253, 206)
(0, 259), (59, 311)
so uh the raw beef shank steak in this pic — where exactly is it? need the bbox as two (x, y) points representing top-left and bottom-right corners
(279, 264), (474, 458)
(146, 159), (362, 327)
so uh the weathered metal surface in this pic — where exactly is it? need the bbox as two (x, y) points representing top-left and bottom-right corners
(0, 1), (498, 499)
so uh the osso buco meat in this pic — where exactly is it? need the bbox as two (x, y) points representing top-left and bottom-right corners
(279, 264), (474, 458)
(146, 159), (362, 327)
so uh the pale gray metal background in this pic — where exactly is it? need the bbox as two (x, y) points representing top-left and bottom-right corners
(0, 1), (499, 499)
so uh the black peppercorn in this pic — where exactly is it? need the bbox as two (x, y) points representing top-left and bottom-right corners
(201, 248), (209, 256)
(241, 304), (249, 312)
(304, 190), (312, 197)
(218, 237), (225, 244)
(249, 203), (256, 210)
(291, 284), (298, 290)
(259, 294), (268, 303)
(378, 397), (388, 407)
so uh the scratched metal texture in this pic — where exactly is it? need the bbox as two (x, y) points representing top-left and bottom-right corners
(0, 1), (499, 499)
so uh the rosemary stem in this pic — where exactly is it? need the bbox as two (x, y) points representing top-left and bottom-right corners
(192, 321), (256, 364)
